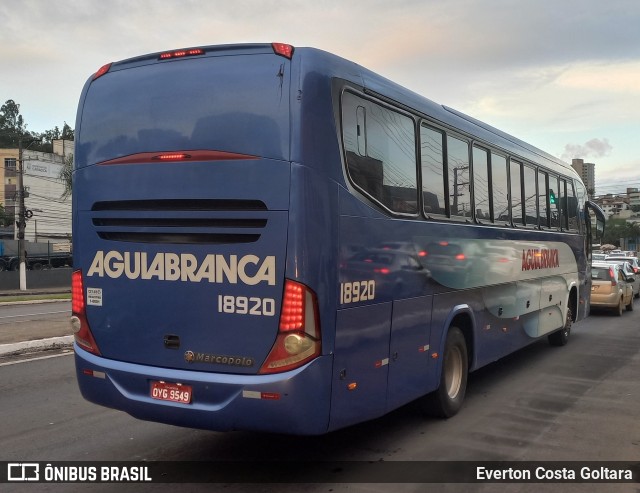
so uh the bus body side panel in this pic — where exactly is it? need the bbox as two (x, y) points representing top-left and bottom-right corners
(329, 303), (392, 431)
(331, 200), (436, 430)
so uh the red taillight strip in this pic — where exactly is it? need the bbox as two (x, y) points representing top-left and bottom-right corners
(97, 150), (258, 165)
(159, 48), (205, 60)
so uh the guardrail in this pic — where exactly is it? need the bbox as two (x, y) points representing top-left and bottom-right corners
(0, 268), (71, 291)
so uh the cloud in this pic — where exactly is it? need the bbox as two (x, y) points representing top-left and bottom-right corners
(561, 138), (613, 161)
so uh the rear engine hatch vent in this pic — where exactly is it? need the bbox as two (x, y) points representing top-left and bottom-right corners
(91, 199), (268, 244)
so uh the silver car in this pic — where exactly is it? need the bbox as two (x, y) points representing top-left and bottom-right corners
(604, 258), (640, 298)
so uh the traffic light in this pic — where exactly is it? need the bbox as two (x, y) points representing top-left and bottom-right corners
(549, 189), (556, 205)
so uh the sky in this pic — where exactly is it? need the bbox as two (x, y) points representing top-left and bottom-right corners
(2, 0), (639, 195)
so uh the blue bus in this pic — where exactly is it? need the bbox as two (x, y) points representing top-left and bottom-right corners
(72, 43), (606, 435)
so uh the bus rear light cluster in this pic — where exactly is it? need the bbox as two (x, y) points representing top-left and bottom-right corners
(272, 43), (294, 59)
(71, 270), (101, 355)
(159, 48), (205, 60)
(259, 280), (320, 374)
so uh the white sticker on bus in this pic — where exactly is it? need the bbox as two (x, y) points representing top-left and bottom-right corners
(86, 287), (103, 306)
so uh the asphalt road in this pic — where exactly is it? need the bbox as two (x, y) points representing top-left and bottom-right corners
(1, 308), (639, 493)
(0, 300), (71, 345)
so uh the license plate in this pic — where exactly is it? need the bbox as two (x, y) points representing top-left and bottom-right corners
(150, 380), (192, 404)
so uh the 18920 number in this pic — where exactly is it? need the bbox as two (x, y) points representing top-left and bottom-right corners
(340, 280), (375, 305)
(218, 295), (275, 316)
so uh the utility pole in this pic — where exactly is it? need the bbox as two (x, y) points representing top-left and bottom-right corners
(16, 136), (40, 291)
(17, 138), (27, 290)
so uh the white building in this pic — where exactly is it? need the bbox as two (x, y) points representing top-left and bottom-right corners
(21, 148), (72, 242)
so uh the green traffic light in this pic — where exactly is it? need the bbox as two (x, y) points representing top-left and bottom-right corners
(549, 190), (556, 204)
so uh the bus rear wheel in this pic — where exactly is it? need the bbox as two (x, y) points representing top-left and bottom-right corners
(548, 308), (572, 347)
(421, 326), (468, 418)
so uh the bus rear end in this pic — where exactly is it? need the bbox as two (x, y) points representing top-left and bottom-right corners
(72, 44), (331, 434)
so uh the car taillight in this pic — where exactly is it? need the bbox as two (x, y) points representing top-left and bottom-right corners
(259, 280), (320, 374)
(71, 270), (101, 355)
(609, 267), (617, 286)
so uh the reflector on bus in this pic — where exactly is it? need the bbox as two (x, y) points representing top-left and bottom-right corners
(92, 63), (112, 81)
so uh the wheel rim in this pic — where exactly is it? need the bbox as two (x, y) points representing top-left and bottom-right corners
(445, 346), (463, 399)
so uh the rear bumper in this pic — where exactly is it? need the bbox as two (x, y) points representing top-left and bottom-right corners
(74, 344), (332, 435)
(590, 291), (620, 308)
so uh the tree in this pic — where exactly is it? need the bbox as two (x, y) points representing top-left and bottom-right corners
(1, 99), (74, 151)
(0, 99), (30, 146)
(602, 218), (640, 247)
(59, 153), (73, 199)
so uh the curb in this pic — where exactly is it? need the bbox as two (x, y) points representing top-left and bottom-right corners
(0, 336), (74, 357)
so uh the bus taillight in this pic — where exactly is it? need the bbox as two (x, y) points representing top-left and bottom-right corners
(92, 63), (112, 81)
(158, 48), (205, 60)
(259, 280), (321, 374)
(272, 43), (294, 59)
(71, 270), (101, 355)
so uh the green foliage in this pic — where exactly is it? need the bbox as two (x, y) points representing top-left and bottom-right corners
(59, 153), (74, 199)
(602, 218), (640, 247)
(0, 99), (73, 150)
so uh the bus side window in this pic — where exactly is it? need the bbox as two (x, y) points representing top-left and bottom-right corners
(421, 124), (446, 216)
(491, 153), (508, 224)
(565, 179), (579, 230)
(549, 175), (560, 229)
(523, 165), (537, 226)
(510, 160), (523, 225)
(447, 135), (471, 219)
(538, 170), (550, 228)
(342, 93), (417, 214)
(472, 146), (490, 221)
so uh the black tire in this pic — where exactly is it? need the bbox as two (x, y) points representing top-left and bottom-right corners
(421, 326), (468, 418)
(626, 295), (634, 312)
(615, 297), (624, 316)
(548, 307), (572, 347)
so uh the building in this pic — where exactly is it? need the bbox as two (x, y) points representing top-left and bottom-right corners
(1, 140), (73, 243)
(596, 194), (631, 219)
(627, 188), (640, 212)
(571, 159), (596, 196)
(0, 148), (17, 237)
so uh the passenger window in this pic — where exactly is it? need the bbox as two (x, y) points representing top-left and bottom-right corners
(538, 170), (550, 228)
(491, 153), (508, 223)
(447, 136), (471, 218)
(549, 175), (560, 228)
(566, 180), (579, 230)
(421, 125), (446, 216)
(342, 93), (418, 214)
(523, 165), (537, 226)
(510, 160), (523, 225)
(559, 178), (568, 230)
(472, 146), (490, 221)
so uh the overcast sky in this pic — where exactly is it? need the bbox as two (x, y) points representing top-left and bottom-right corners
(2, 0), (639, 194)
